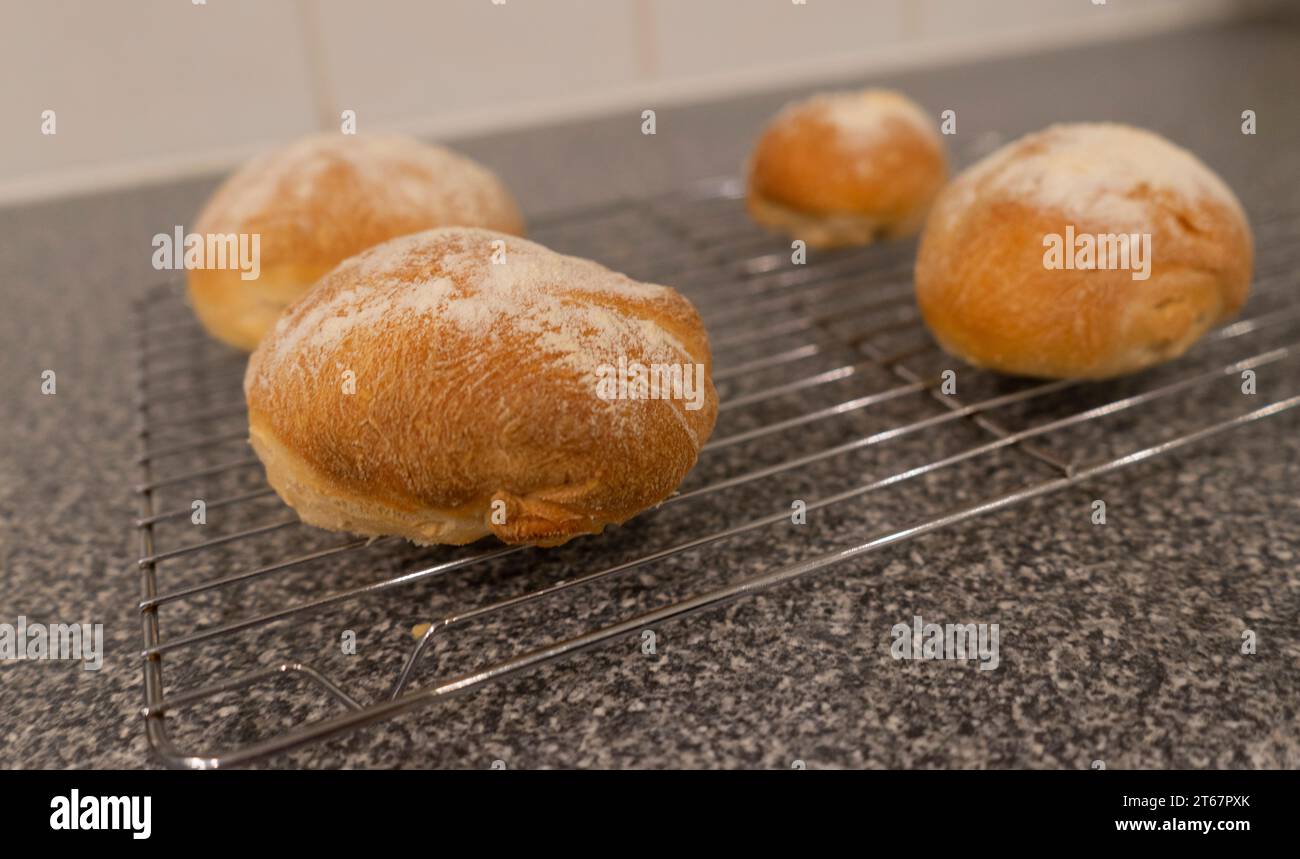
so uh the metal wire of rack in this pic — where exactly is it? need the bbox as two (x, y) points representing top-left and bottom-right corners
(133, 175), (1300, 768)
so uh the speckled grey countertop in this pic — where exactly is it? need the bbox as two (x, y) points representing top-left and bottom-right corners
(3, 19), (1299, 769)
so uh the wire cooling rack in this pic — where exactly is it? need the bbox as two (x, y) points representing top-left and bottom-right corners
(133, 176), (1300, 768)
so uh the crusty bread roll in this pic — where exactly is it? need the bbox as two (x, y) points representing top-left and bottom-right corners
(746, 89), (947, 248)
(244, 227), (718, 547)
(914, 123), (1252, 380)
(188, 134), (524, 351)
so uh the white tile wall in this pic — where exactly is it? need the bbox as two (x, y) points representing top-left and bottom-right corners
(913, 0), (1208, 40)
(0, 0), (1251, 203)
(650, 0), (906, 81)
(310, 0), (645, 129)
(0, 0), (318, 188)
(915, 0), (1100, 39)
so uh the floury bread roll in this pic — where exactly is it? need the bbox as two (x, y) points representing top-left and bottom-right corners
(746, 89), (947, 248)
(244, 227), (718, 547)
(188, 134), (524, 351)
(914, 123), (1252, 380)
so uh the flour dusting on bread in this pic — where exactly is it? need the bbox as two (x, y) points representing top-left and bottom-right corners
(202, 134), (516, 232)
(956, 123), (1245, 229)
(805, 89), (938, 146)
(189, 133), (524, 351)
(256, 229), (693, 387)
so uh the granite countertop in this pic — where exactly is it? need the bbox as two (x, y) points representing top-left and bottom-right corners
(2, 20), (1298, 769)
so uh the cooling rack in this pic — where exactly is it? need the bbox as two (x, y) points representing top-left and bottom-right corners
(133, 175), (1300, 768)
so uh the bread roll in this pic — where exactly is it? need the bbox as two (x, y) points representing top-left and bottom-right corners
(914, 123), (1252, 380)
(188, 134), (524, 351)
(244, 227), (717, 547)
(746, 89), (947, 248)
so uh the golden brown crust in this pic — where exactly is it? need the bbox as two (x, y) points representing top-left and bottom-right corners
(244, 227), (718, 547)
(914, 123), (1253, 380)
(746, 89), (948, 248)
(188, 134), (525, 351)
